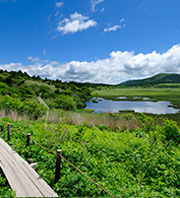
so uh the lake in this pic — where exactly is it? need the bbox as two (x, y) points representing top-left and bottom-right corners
(85, 98), (179, 114)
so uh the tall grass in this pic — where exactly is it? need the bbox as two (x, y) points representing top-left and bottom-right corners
(0, 110), (28, 120)
(45, 110), (139, 131)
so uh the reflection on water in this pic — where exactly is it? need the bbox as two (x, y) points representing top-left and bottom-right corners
(117, 96), (127, 99)
(86, 98), (179, 114)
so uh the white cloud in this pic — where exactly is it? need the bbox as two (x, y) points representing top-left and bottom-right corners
(56, 1), (63, 8)
(104, 18), (126, 32)
(90, 0), (104, 12)
(1, 45), (180, 84)
(57, 12), (97, 34)
(104, 25), (121, 32)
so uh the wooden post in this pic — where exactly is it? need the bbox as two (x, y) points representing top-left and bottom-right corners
(0, 125), (2, 136)
(26, 133), (31, 147)
(55, 149), (62, 183)
(7, 123), (10, 141)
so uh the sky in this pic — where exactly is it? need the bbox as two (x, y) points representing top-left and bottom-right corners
(0, 0), (180, 84)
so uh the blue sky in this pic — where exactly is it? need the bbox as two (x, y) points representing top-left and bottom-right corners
(0, 0), (180, 83)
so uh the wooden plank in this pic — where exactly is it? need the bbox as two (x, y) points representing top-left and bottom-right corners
(4, 142), (58, 197)
(0, 138), (58, 197)
(1, 145), (43, 197)
(11, 150), (58, 197)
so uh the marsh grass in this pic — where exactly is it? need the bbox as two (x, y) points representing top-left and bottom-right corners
(0, 110), (28, 121)
(45, 110), (140, 131)
(0, 108), (166, 132)
(66, 112), (139, 130)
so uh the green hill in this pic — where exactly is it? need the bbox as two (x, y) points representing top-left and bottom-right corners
(0, 69), (93, 119)
(120, 73), (180, 87)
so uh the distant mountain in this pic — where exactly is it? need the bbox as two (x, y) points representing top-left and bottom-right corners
(120, 73), (180, 87)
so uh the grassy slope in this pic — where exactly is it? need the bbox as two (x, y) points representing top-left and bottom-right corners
(24, 80), (57, 91)
(0, 70), (93, 117)
(120, 73), (180, 87)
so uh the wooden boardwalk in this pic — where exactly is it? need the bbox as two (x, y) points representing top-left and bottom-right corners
(0, 138), (58, 197)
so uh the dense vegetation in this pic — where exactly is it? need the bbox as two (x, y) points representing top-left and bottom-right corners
(119, 73), (180, 87)
(1, 70), (180, 197)
(0, 114), (180, 197)
(0, 69), (94, 118)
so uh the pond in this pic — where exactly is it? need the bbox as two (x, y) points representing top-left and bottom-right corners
(85, 98), (179, 114)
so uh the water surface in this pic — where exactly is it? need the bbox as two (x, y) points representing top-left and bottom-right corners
(86, 98), (179, 114)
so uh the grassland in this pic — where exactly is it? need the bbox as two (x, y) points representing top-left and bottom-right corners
(154, 83), (180, 88)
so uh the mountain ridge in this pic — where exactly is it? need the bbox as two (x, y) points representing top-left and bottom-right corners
(119, 73), (180, 87)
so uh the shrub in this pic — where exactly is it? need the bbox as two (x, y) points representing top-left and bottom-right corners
(18, 100), (47, 119)
(0, 95), (19, 113)
(162, 119), (180, 144)
(52, 96), (77, 111)
(0, 95), (47, 119)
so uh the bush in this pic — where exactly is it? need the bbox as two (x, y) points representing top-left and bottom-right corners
(0, 95), (19, 113)
(0, 95), (47, 119)
(162, 119), (180, 144)
(18, 100), (47, 119)
(51, 96), (77, 111)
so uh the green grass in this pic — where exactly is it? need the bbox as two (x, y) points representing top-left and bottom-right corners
(24, 80), (57, 91)
(154, 83), (180, 88)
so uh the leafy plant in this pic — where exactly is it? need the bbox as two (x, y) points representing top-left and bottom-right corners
(0, 116), (180, 197)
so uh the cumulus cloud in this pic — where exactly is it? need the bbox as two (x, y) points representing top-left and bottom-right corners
(57, 12), (97, 34)
(1, 45), (180, 84)
(56, 1), (63, 8)
(90, 0), (104, 12)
